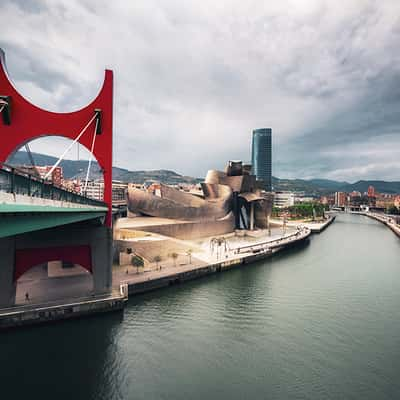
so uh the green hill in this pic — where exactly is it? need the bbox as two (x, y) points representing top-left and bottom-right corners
(9, 151), (400, 194)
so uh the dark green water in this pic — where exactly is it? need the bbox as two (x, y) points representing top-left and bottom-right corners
(2, 214), (400, 400)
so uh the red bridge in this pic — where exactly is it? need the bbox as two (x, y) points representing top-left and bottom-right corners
(0, 49), (115, 307)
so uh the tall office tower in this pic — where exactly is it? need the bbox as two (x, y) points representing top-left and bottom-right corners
(251, 128), (272, 191)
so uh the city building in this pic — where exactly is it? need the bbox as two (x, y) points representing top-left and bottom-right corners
(375, 196), (394, 210)
(367, 185), (376, 198)
(334, 192), (347, 207)
(320, 196), (329, 205)
(84, 180), (104, 200)
(251, 128), (272, 191)
(294, 193), (316, 203)
(84, 179), (128, 202)
(16, 165), (63, 186)
(349, 191), (361, 199)
(320, 195), (335, 206)
(125, 160), (273, 239)
(112, 181), (128, 203)
(274, 191), (295, 208)
(62, 178), (81, 194)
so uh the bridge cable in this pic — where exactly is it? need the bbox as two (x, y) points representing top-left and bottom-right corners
(83, 118), (99, 194)
(44, 112), (98, 180)
(24, 143), (41, 178)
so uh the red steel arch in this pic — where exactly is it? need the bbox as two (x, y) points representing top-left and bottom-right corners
(0, 49), (113, 226)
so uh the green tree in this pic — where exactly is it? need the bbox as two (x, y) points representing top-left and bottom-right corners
(131, 255), (144, 273)
(153, 255), (162, 269)
(387, 205), (399, 215)
(170, 252), (179, 267)
(286, 202), (325, 219)
(186, 249), (193, 264)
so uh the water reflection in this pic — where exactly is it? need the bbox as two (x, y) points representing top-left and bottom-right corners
(1, 312), (123, 400)
(2, 214), (400, 400)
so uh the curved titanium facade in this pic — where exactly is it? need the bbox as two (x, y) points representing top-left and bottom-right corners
(127, 162), (273, 235)
(127, 183), (232, 221)
(251, 128), (272, 191)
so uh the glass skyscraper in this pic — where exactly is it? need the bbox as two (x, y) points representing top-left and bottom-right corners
(251, 128), (272, 191)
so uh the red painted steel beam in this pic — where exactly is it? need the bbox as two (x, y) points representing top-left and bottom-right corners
(0, 49), (113, 226)
(15, 245), (92, 281)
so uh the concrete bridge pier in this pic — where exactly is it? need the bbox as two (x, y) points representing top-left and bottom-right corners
(90, 226), (113, 295)
(0, 237), (17, 308)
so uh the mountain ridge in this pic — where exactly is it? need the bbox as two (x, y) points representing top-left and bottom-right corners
(9, 151), (400, 194)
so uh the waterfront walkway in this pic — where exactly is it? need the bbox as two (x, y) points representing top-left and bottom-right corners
(364, 212), (400, 237)
(0, 218), (334, 329)
(113, 226), (312, 295)
(270, 215), (335, 232)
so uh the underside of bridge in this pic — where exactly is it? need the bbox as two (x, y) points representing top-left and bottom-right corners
(0, 219), (112, 308)
(0, 204), (108, 238)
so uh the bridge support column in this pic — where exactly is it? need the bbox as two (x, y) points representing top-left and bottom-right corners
(90, 226), (113, 294)
(0, 237), (16, 307)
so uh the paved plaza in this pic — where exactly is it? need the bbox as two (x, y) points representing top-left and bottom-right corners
(10, 224), (308, 308)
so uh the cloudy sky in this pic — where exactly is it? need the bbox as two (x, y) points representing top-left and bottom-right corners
(1, 0), (400, 181)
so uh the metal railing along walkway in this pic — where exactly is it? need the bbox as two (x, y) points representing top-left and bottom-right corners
(0, 162), (106, 208)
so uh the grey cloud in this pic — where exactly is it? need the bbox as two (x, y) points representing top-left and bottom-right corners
(3, 0), (47, 14)
(1, 0), (400, 181)
(0, 41), (74, 93)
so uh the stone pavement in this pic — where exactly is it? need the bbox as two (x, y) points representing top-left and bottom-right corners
(16, 265), (93, 305)
(270, 216), (334, 232)
(11, 226), (311, 308)
(111, 226), (307, 286)
(112, 255), (208, 287)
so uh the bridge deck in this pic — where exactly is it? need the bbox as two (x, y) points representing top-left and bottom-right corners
(0, 162), (109, 237)
(0, 203), (108, 213)
(0, 210), (107, 238)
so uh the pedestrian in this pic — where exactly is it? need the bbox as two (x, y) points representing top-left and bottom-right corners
(126, 269), (129, 274)
(25, 292), (29, 301)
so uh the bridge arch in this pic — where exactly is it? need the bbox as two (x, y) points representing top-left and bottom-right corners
(6, 134), (99, 163)
(0, 49), (113, 226)
(15, 245), (92, 282)
(7, 135), (105, 199)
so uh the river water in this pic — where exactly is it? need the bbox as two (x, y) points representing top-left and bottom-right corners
(2, 213), (400, 400)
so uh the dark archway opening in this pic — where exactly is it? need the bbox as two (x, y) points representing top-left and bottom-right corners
(15, 261), (94, 305)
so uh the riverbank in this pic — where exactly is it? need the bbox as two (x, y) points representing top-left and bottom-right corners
(364, 212), (400, 237)
(270, 215), (335, 233)
(4, 214), (400, 399)
(115, 227), (312, 296)
(1, 216), (335, 330)
(0, 285), (128, 330)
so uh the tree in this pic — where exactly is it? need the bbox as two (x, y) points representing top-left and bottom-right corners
(131, 255), (144, 273)
(170, 252), (179, 267)
(285, 202), (325, 219)
(186, 249), (193, 264)
(387, 205), (400, 215)
(153, 255), (162, 270)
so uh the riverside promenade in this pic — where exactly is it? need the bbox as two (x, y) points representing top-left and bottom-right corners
(113, 227), (312, 296)
(0, 286), (128, 330)
(364, 212), (400, 237)
(270, 215), (335, 233)
(0, 217), (337, 330)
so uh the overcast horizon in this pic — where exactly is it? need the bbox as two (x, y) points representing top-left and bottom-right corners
(1, 0), (400, 181)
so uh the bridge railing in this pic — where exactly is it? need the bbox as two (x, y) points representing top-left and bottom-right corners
(0, 162), (107, 208)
